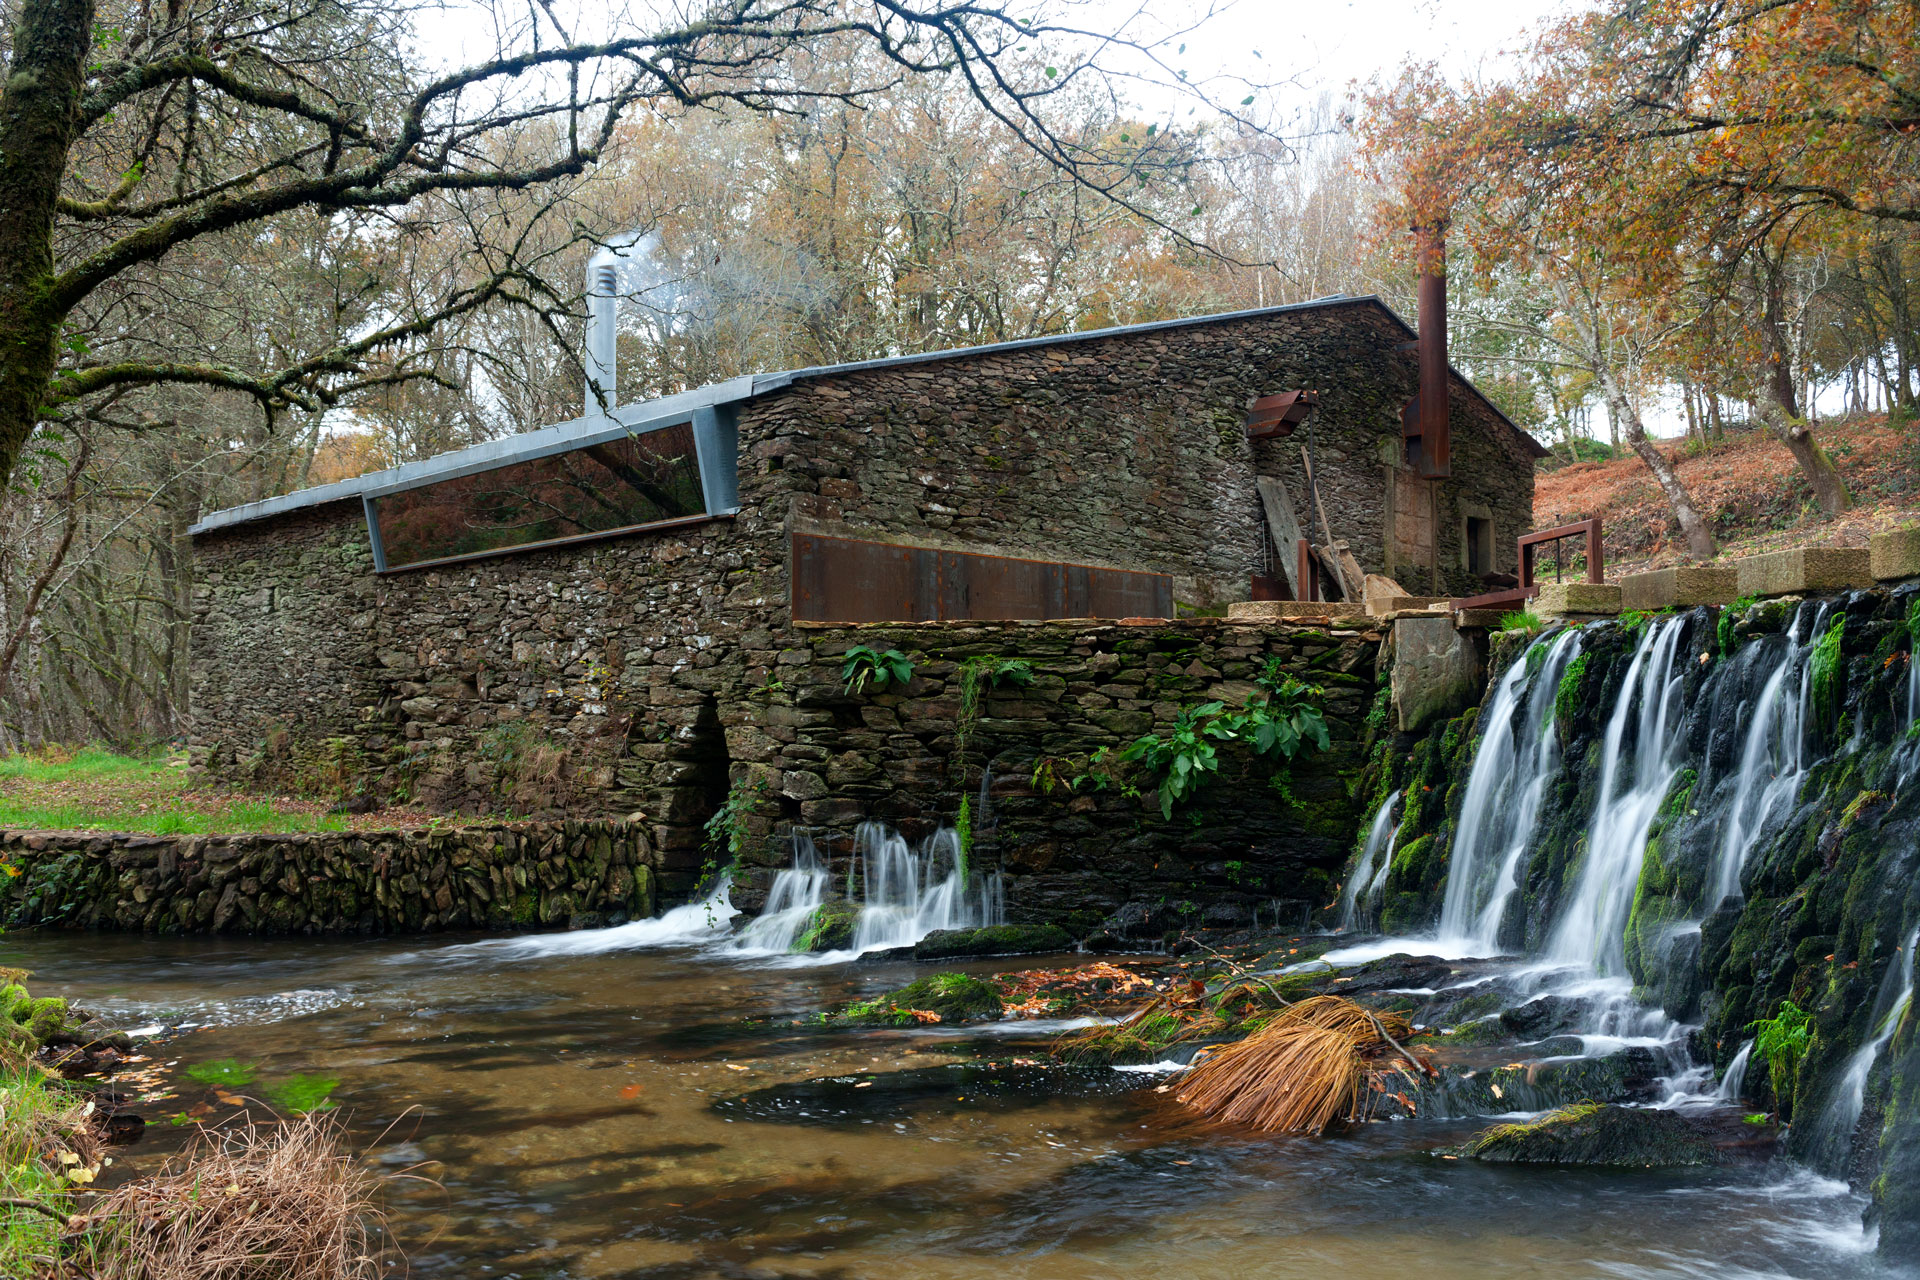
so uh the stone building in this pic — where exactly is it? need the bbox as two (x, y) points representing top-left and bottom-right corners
(189, 297), (1542, 912)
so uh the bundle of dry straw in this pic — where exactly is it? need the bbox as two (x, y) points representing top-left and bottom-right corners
(73, 1112), (381, 1280)
(1175, 995), (1419, 1134)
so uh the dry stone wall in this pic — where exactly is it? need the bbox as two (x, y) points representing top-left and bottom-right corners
(0, 820), (656, 935)
(723, 619), (1382, 937)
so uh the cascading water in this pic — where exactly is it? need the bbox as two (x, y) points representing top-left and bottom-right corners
(1338, 790), (1400, 932)
(728, 821), (1004, 958)
(846, 821), (1003, 953)
(1546, 619), (1686, 976)
(1707, 607), (1819, 910)
(1807, 926), (1918, 1171)
(726, 830), (832, 953)
(1435, 629), (1582, 953)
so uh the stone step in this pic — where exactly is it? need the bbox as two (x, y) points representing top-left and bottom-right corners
(1871, 529), (1920, 582)
(1731, 547), (1872, 598)
(1616, 565), (1740, 611)
(1536, 581), (1622, 618)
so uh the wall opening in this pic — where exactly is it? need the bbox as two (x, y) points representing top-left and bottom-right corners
(1465, 515), (1495, 576)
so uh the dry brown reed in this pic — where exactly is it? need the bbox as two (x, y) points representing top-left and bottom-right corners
(73, 1112), (382, 1280)
(1174, 995), (1418, 1134)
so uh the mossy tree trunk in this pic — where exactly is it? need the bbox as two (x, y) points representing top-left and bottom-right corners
(0, 0), (93, 488)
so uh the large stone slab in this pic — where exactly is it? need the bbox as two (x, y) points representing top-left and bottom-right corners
(1733, 547), (1872, 598)
(1617, 566), (1740, 611)
(1391, 615), (1483, 733)
(1536, 581), (1622, 618)
(1871, 529), (1920, 582)
(1227, 600), (1333, 621)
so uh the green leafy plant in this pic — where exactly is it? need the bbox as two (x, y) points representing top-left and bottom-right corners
(955, 656), (1036, 762)
(1751, 999), (1813, 1116)
(1500, 609), (1545, 633)
(1554, 653), (1590, 733)
(840, 645), (914, 695)
(1120, 662), (1329, 818)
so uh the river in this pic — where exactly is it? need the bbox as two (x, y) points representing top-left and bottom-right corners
(4, 921), (1896, 1280)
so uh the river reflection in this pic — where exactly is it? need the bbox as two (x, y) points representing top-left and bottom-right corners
(2, 929), (1900, 1279)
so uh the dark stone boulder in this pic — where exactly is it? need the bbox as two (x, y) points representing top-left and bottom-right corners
(1460, 1103), (1718, 1167)
(1498, 994), (1586, 1039)
(914, 923), (1074, 960)
(1316, 954), (1455, 997)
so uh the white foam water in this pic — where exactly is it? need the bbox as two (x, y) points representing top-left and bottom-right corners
(1338, 789), (1401, 931)
(727, 821), (1004, 962)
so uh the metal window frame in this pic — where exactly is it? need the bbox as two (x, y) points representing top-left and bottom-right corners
(362, 405), (738, 574)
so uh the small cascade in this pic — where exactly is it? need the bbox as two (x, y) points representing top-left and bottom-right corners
(1433, 629), (1582, 952)
(1708, 610), (1818, 910)
(726, 830), (832, 953)
(1718, 1039), (1754, 1102)
(1808, 927), (1918, 1171)
(1546, 619), (1686, 976)
(846, 821), (1003, 953)
(1338, 789), (1401, 931)
(730, 821), (1004, 958)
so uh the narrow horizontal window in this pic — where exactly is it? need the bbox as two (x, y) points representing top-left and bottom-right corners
(368, 424), (705, 571)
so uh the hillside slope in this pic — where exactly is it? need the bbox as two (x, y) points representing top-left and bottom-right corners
(1534, 414), (1919, 575)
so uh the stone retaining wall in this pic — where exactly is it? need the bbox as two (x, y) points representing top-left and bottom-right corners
(0, 820), (656, 935)
(725, 618), (1383, 936)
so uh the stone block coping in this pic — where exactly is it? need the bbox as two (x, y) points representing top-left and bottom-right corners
(1454, 608), (1510, 629)
(1537, 581), (1622, 618)
(1618, 566), (1741, 611)
(1871, 529), (1920, 582)
(1732, 547), (1872, 598)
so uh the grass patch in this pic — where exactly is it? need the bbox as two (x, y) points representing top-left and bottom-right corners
(0, 1067), (102, 1274)
(1500, 610), (1546, 633)
(0, 747), (444, 834)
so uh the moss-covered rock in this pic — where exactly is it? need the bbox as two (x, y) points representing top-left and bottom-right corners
(795, 900), (861, 952)
(914, 923), (1073, 960)
(836, 972), (1004, 1025)
(1460, 1103), (1717, 1166)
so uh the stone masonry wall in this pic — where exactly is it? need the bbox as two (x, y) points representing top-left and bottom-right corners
(0, 820), (656, 934)
(724, 619), (1381, 937)
(745, 300), (1538, 606)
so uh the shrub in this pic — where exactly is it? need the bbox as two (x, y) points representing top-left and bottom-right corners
(1751, 999), (1813, 1116)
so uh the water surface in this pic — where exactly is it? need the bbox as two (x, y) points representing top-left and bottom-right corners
(6, 928), (1900, 1279)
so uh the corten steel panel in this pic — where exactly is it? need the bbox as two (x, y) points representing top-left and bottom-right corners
(791, 534), (1171, 623)
(792, 535), (938, 623)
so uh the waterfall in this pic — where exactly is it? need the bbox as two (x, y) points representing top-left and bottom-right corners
(730, 821), (1004, 958)
(1436, 629), (1583, 954)
(1708, 626), (1815, 910)
(1810, 927), (1918, 1169)
(1546, 619), (1687, 976)
(1717, 1039), (1754, 1102)
(726, 830), (832, 953)
(1338, 790), (1400, 931)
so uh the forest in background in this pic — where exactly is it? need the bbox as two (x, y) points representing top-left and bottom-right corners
(0, 0), (1914, 750)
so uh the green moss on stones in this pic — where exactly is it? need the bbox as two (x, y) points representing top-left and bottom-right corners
(1461, 1103), (1716, 1166)
(837, 972), (1005, 1025)
(1812, 615), (1847, 732)
(1555, 654), (1591, 738)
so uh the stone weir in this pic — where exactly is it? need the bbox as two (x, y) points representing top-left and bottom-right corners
(727, 619), (1384, 940)
(0, 821), (657, 935)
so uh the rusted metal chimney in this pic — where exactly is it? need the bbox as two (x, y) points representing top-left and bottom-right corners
(1401, 225), (1451, 479)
